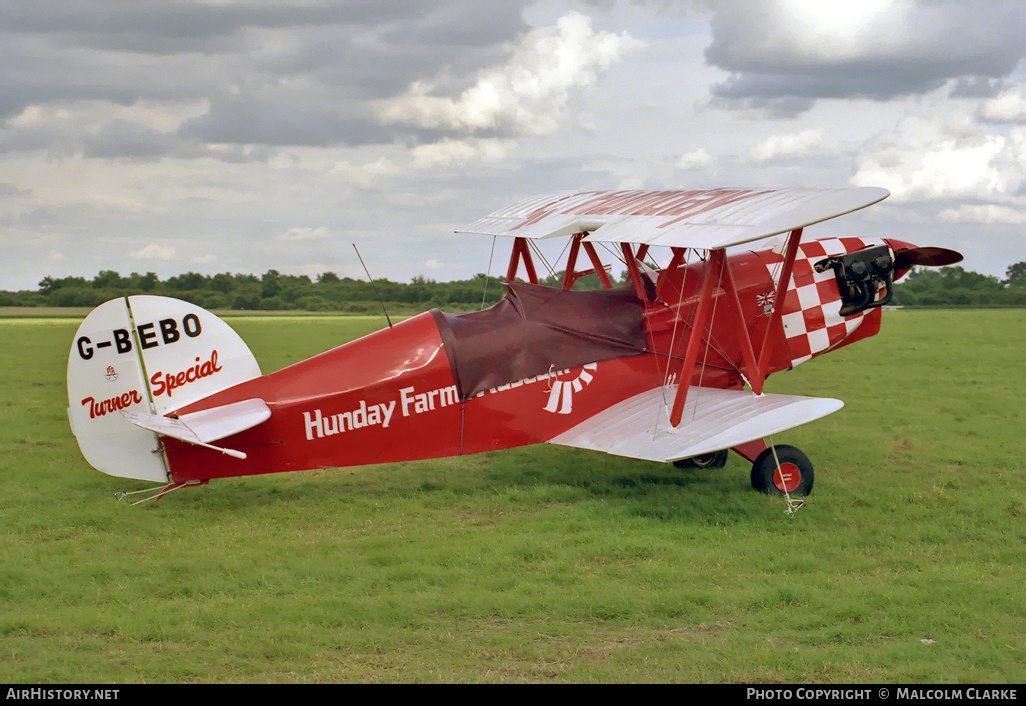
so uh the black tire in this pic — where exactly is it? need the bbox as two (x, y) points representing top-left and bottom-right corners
(750, 445), (814, 496)
(672, 449), (729, 469)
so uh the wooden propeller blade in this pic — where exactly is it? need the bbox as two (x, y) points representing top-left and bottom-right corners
(894, 246), (963, 269)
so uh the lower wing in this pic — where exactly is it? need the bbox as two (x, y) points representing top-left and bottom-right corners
(547, 386), (842, 462)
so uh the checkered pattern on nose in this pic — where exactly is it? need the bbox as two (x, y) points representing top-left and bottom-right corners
(757, 237), (887, 367)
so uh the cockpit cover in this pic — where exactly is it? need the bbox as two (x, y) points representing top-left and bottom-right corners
(432, 282), (648, 398)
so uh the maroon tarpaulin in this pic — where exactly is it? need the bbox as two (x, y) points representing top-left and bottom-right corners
(432, 281), (648, 398)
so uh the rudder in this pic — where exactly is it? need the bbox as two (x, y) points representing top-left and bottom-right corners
(67, 296), (261, 481)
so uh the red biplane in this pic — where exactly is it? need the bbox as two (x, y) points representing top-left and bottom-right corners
(67, 187), (961, 503)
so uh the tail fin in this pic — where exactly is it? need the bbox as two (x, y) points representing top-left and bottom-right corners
(67, 296), (261, 481)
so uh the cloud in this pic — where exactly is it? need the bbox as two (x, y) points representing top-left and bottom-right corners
(939, 203), (1026, 224)
(677, 148), (713, 170)
(329, 156), (401, 190)
(750, 129), (825, 163)
(377, 12), (644, 136)
(977, 90), (1026, 124)
(0, 1), (536, 156)
(1, 1), (1024, 290)
(131, 243), (176, 261)
(704, 0), (1026, 112)
(410, 137), (512, 167)
(852, 116), (1026, 202)
(278, 226), (332, 242)
(179, 96), (397, 148)
(0, 2), (413, 56)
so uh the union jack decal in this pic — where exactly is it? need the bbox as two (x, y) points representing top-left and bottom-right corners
(756, 291), (775, 316)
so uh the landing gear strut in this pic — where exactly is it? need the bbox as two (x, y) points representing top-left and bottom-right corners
(750, 444), (814, 496)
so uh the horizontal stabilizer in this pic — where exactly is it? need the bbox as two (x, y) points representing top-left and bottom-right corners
(457, 187), (888, 250)
(547, 386), (843, 462)
(122, 398), (270, 460)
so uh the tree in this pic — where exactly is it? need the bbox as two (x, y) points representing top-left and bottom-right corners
(38, 276), (58, 295)
(166, 272), (206, 291)
(39, 275), (87, 294)
(92, 270), (125, 289)
(138, 272), (159, 292)
(1004, 261), (1026, 287)
(125, 272), (159, 292)
(261, 269), (282, 297)
(210, 273), (234, 294)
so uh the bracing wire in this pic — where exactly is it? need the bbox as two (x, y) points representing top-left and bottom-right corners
(767, 435), (805, 518)
(526, 238), (558, 282)
(481, 235), (497, 309)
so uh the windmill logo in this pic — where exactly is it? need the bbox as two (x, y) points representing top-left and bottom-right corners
(543, 363), (598, 415)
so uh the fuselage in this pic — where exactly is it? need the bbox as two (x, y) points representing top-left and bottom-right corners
(162, 236), (903, 483)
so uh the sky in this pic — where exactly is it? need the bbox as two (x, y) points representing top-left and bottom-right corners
(2, 0), (1025, 291)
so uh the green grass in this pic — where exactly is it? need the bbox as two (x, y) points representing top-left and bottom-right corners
(1, 310), (1023, 683)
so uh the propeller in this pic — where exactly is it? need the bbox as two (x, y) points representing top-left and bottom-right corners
(894, 246), (963, 270)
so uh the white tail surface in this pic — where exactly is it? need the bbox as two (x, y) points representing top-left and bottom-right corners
(67, 296), (262, 481)
(121, 398), (271, 460)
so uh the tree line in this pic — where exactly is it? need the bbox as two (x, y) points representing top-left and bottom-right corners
(1, 262), (1023, 312)
(0, 270), (511, 313)
(890, 262), (1026, 307)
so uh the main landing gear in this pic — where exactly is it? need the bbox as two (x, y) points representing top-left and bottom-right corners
(671, 449), (729, 469)
(672, 442), (815, 497)
(749, 444), (814, 497)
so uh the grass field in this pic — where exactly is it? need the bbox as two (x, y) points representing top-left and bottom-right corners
(1, 309), (1023, 683)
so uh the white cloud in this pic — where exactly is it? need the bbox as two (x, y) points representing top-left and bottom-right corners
(939, 204), (1026, 224)
(705, 0), (1026, 110)
(750, 129), (825, 162)
(131, 243), (175, 261)
(329, 157), (400, 190)
(761, 0), (906, 62)
(410, 138), (513, 168)
(2, 2), (1026, 290)
(378, 12), (644, 136)
(677, 148), (713, 170)
(977, 89), (1026, 124)
(852, 117), (1023, 201)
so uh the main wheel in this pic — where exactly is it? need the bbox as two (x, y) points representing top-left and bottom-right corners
(672, 449), (729, 469)
(750, 445), (814, 496)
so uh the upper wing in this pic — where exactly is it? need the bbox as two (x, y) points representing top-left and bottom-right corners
(457, 187), (888, 250)
(546, 386), (843, 463)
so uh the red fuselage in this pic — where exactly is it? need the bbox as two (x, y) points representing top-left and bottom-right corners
(163, 237), (900, 483)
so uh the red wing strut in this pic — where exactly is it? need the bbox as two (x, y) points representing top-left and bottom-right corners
(510, 228), (809, 429)
(667, 228), (803, 427)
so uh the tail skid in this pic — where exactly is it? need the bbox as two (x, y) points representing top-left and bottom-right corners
(67, 296), (262, 482)
(115, 479), (209, 505)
